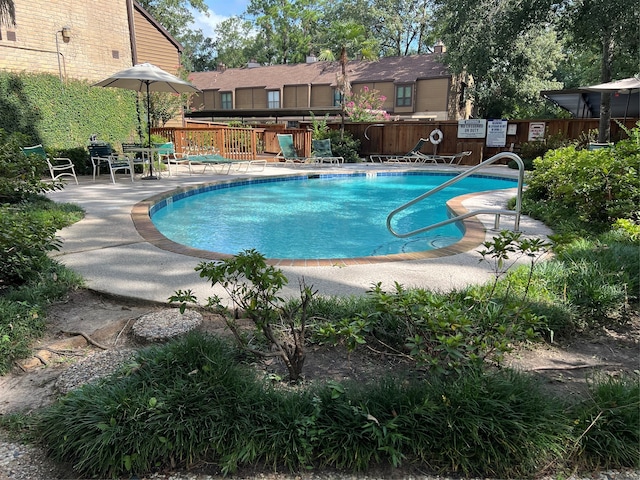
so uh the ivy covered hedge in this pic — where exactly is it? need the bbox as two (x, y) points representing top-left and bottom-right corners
(0, 72), (140, 150)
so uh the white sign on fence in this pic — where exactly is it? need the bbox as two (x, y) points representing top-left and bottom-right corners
(457, 119), (487, 138)
(528, 122), (546, 141)
(486, 119), (508, 147)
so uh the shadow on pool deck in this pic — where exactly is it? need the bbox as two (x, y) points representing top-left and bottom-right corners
(47, 163), (553, 305)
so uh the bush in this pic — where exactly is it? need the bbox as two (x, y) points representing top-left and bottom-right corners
(37, 335), (577, 479)
(325, 128), (361, 163)
(523, 135), (640, 233)
(517, 132), (571, 162)
(0, 298), (46, 374)
(0, 130), (59, 203)
(570, 374), (640, 469)
(0, 204), (61, 288)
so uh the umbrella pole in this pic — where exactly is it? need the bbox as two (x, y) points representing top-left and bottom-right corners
(142, 81), (158, 180)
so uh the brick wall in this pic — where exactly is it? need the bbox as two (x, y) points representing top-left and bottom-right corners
(0, 0), (133, 82)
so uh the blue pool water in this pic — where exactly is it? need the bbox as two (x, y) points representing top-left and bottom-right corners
(150, 173), (517, 259)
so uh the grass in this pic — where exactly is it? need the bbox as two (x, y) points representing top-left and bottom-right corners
(0, 196), (84, 374)
(32, 332), (638, 478)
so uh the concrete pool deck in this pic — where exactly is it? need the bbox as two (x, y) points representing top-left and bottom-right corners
(46, 162), (553, 306)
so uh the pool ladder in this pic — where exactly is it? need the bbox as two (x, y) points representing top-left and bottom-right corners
(386, 152), (526, 238)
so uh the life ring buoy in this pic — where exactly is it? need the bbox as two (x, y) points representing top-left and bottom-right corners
(429, 128), (443, 145)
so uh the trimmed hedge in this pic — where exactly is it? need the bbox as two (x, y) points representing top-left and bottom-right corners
(0, 71), (139, 150)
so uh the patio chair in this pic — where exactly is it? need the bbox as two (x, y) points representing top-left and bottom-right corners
(187, 152), (236, 174)
(88, 143), (113, 181)
(311, 139), (344, 164)
(369, 138), (438, 164)
(435, 150), (472, 165)
(157, 142), (191, 175)
(276, 134), (315, 166)
(104, 154), (136, 183)
(22, 144), (78, 184)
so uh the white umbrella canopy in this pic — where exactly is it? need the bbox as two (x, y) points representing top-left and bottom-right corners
(581, 77), (640, 93)
(93, 63), (200, 94)
(93, 63), (200, 178)
(580, 77), (640, 124)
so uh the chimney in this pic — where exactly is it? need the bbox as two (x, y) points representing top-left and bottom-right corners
(306, 55), (317, 63)
(247, 59), (261, 68)
(217, 63), (227, 72)
(433, 41), (446, 54)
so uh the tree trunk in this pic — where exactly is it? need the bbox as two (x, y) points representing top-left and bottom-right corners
(598, 35), (614, 143)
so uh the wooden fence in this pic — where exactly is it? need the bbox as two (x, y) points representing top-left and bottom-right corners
(154, 118), (637, 164)
(343, 118), (638, 165)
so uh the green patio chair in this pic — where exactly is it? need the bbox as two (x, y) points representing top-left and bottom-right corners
(311, 139), (344, 164)
(22, 144), (78, 184)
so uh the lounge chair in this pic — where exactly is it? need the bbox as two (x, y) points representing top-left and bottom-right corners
(369, 138), (438, 164)
(22, 144), (78, 184)
(311, 139), (344, 164)
(187, 152), (236, 174)
(276, 134), (315, 166)
(435, 151), (472, 165)
(157, 142), (191, 175)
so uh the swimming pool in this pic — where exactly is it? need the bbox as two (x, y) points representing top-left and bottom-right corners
(148, 172), (518, 261)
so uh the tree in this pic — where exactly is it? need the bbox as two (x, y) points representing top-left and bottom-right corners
(317, 22), (379, 134)
(0, 0), (15, 28)
(433, 0), (557, 118)
(180, 29), (217, 72)
(211, 16), (259, 68)
(136, 0), (208, 39)
(370, 0), (436, 56)
(559, 0), (639, 141)
(246, 0), (322, 64)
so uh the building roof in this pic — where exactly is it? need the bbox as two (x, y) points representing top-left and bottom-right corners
(188, 54), (450, 92)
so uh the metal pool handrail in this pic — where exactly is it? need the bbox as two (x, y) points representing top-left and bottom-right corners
(386, 152), (526, 238)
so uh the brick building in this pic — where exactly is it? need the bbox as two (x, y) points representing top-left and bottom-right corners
(0, 0), (183, 82)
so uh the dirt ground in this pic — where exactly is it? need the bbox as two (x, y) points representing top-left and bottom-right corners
(1, 288), (639, 415)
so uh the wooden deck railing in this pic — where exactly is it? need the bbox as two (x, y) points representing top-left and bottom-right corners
(153, 126), (313, 159)
(152, 126), (259, 160)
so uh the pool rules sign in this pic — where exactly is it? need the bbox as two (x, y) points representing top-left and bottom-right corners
(486, 119), (508, 147)
(457, 119), (487, 138)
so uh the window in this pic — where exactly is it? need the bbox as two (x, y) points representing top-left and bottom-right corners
(221, 92), (232, 109)
(267, 90), (280, 109)
(396, 85), (412, 107)
(333, 89), (343, 107)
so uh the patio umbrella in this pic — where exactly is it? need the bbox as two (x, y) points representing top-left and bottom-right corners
(581, 76), (640, 123)
(93, 63), (200, 179)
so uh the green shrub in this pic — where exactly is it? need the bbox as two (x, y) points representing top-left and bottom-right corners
(518, 132), (571, 162)
(571, 374), (640, 469)
(524, 136), (640, 233)
(38, 339), (575, 479)
(0, 130), (59, 203)
(0, 72), (138, 150)
(0, 204), (60, 287)
(553, 239), (639, 322)
(0, 298), (46, 374)
(38, 333), (265, 478)
(325, 128), (361, 163)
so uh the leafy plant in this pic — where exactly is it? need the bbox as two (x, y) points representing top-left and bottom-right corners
(524, 133), (640, 232)
(170, 249), (315, 381)
(323, 128), (361, 163)
(0, 129), (61, 203)
(345, 86), (390, 122)
(570, 374), (640, 469)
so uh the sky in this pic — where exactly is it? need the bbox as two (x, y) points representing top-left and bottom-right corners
(191, 0), (250, 38)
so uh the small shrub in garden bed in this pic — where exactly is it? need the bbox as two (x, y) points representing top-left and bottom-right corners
(37, 332), (619, 480)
